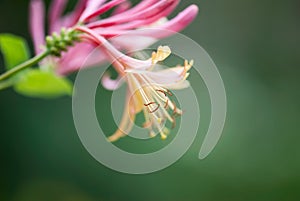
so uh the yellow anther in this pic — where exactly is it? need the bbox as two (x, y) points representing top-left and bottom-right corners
(163, 127), (170, 135)
(160, 132), (167, 140)
(157, 118), (162, 124)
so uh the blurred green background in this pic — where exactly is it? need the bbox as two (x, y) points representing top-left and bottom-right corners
(1, 0), (300, 200)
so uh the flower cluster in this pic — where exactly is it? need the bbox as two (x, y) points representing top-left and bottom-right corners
(29, 0), (198, 141)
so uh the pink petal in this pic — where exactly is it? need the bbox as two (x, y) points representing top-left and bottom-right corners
(159, 4), (199, 34)
(29, 0), (45, 54)
(59, 0), (88, 28)
(107, 5), (198, 39)
(111, 0), (131, 15)
(81, 0), (125, 23)
(76, 26), (152, 70)
(92, 0), (178, 31)
(57, 42), (107, 75)
(79, 0), (106, 23)
(97, 4), (198, 39)
(48, 0), (68, 33)
(112, 0), (158, 17)
(87, 0), (176, 28)
(89, 4), (198, 40)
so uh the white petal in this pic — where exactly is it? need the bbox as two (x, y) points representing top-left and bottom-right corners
(162, 80), (190, 90)
(111, 35), (157, 52)
(138, 66), (186, 85)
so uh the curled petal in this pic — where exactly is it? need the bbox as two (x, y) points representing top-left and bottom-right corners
(95, 4), (198, 39)
(87, 0), (177, 28)
(105, 0), (178, 29)
(159, 4), (199, 35)
(134, 0), (179, 27)
(91, 0), (176, 32)
(138, 4), (199, 38)
(101, 72), (124, 90)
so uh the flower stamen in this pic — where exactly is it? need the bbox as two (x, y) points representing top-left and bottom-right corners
(144, 101), (160, 113)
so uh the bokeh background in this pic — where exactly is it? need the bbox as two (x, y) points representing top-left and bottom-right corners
(1, 0), (300, 200)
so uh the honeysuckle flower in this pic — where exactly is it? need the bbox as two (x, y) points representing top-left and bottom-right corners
(77, 27), (193, 141)
(29, 0), (198, 75)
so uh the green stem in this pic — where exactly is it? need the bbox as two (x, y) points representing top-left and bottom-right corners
(0, 79), (14, 90)
(0, 50), (49, 81)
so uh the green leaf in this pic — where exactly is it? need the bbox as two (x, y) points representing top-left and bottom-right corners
(0, 34), (30, 70)
(14, 69), (73, 98)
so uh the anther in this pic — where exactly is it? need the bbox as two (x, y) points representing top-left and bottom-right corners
(144, 102), (160, 113)
(164, 99), (169, 109)
(156, 89), (172, 97)
(160, 132), (167, 140)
